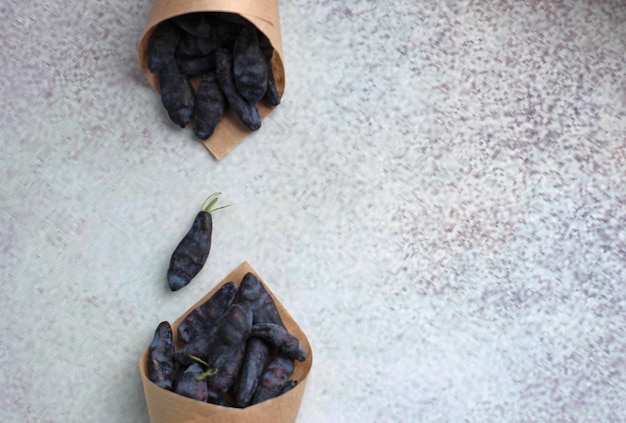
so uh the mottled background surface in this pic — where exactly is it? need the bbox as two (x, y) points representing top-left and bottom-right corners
(1, 0), (625, 422)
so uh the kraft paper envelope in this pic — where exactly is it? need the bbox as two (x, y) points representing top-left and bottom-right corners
(138, 0), (285, 160)
(139, 262), (313, 423)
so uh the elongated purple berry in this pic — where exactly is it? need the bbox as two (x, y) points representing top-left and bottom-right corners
(233, 337), (270, 407)
(177, 280), (238, 343)
(167, 211), (212, 291)
(146, 321), (176, 390)
(175, 363), (209, 402)
(251, 354), (294, 405)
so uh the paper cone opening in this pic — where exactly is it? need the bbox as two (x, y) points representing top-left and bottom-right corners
(139, 262), (313, 423)
(137, 0), (285, 160)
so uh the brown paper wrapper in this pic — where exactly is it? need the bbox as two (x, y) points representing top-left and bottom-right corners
(137, 0), (285, 160)
(139, 262), (312, 423)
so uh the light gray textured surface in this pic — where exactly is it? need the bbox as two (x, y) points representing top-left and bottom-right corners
(1, 1), (626, 422)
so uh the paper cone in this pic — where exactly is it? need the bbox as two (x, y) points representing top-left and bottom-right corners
(137, 0), (285, 160)
(140, 262), (312, 423)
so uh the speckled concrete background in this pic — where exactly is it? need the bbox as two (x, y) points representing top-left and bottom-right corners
(1, 1), (625, 422)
